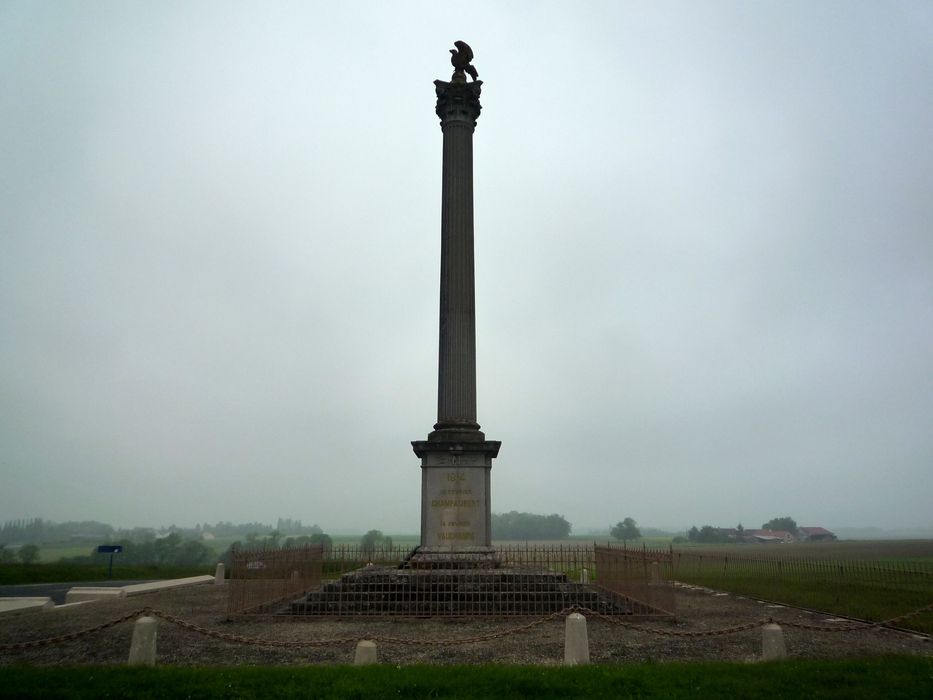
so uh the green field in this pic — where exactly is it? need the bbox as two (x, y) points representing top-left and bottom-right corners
(1, 658), (930, 699)
(668, 541), (933, 633)
(671, 540), (933, 562)
(36, 545), (97, 563)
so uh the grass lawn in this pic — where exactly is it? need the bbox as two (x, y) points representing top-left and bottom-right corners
(676, 571), (932, 623)
(0, 658), (930, 699)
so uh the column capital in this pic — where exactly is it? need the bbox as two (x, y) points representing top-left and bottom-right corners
(434, 79), (483, 128)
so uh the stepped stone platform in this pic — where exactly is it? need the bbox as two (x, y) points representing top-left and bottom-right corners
(288, 565), (638, 617)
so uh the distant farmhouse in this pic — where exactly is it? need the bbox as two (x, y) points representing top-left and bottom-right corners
(745, 527), (836, 543)
(689, 525), (837, 544)
(745, 529), (795, 544)
(796, 526), (837, 542)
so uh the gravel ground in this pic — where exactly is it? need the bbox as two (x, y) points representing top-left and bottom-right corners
(1, 583), (929, 666)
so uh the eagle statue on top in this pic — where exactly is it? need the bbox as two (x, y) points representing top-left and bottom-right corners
(449, 40), (479, 82)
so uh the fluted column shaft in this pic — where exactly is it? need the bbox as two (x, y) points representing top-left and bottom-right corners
(433, 79), (483, 436)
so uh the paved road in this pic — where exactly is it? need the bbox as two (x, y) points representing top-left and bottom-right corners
(0, 581), (156, 605)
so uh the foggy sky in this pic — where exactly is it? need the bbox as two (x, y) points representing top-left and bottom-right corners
(2, 1), (932, 534)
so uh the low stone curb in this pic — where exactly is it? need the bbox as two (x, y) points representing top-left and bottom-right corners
(65, 576), (215, 605)
(0, 598), (55, 616)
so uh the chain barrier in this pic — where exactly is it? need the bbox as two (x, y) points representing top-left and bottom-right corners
(571, 606), (766, 637)
(359, 610), (567, 647)
(575, 601), (933, 637)
(0, 609), (148, 652)
(147, 608), (570, 648)
(146, 609), (358, 648)
(1, 602), (930, 653)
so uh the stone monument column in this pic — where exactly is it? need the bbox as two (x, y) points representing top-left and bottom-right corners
(412, 43), (500, 562)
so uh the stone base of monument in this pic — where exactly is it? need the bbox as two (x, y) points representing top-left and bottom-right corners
(288, 566), (643, 617)
(403, 546), (501, 569)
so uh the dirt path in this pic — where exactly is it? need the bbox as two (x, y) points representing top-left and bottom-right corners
(1, 583), (929, 666)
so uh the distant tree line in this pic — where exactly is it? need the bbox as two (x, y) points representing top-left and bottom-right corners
(491, 512), (571, 540)
(60, 533), (215, 567)
(0, 518), (114, 544)
(219, 532), (334, 566)
(0, 517), (324, 545)
(683, 525), (743, 544)
(679, 517), (799, 544)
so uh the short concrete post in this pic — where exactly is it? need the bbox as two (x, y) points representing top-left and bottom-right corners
(761, 623), (786, 661)
(214, 562), (226, 585)
(580, 568), (589, 585)
(564, 612), (590, 666)
(127, 616), (158, 666)
(354, 639), (378, 665)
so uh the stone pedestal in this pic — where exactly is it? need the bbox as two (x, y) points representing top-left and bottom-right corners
(412, 440), (500, 564)
(411, 72), (499, 565)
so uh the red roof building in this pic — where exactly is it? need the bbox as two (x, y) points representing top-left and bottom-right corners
(745, 529), (795, 543)
(797, 527), (836, 541)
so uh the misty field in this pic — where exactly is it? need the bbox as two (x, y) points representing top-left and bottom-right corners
(667, 540), (933, 633)
(675, 539), (933, 562)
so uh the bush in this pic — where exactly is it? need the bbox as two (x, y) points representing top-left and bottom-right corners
(17, 544), (40, 564)
(492, 512), (571, 540)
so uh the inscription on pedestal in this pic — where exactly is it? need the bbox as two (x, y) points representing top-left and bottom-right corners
(420, 453), (491, 548)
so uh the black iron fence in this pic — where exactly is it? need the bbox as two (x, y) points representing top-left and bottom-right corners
(229, 544), (675, 618)
(227, 544), (323, 615)
(596, 543), (676, 615)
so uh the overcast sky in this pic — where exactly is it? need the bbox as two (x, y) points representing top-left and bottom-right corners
(2, 1), (932, 534)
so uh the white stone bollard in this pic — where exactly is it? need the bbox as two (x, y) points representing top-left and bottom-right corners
(354, 640), (378, 665)
(564, 613), (590, 666)
(761, 623), (786, 661)
(127, 616), (158, 666)
(580, 568), (589, 585)
(214, 562), (226, 586)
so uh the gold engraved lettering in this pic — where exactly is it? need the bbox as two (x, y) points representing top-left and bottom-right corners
(439, 532), (474, 540)
(431, 499), (480, 508)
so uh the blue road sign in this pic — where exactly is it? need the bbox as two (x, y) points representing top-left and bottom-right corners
(97, 545), (123, 554)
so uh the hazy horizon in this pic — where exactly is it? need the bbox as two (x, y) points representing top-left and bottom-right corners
(3, 2), (932, 534)
(6, 514), (933, 540)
